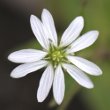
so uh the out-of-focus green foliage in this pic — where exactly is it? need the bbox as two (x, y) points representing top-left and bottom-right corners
(82, 62), (110, 110)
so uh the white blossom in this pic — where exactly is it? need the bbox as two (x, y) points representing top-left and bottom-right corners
(8, 9), (102, 105)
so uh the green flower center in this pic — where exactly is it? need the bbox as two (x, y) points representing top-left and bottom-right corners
(46, 46), (67, 68)
(51, 50), (64, 62)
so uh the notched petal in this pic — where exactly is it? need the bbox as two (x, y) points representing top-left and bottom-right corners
(37, 65), (54, 102)
(30, 15), (49, 49)
(8, 49), (47, 63)
(67, 31), (99, 53)
(62, 63), (94, 89)
(53, 65), (65, 104)
(67, 56), (102, 76)
(10, 60), (48, 78)
(41, 9), (58, 46)
(60, 16), (84, 47)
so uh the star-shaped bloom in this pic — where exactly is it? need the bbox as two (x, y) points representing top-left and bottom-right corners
(8, 9), (102, 105)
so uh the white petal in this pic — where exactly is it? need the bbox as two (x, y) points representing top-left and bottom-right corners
(53, 65), (65, 105)
(10, 60), (48, 78)
(30, 15), (49, 49)
(37, 65), (54, 102)
(8, 49), (47, 63)
(41, 9), (58, 46)
(62, 63), (94, 89)
(67, 56), (102, 76)
(67, 31), (99, 53)
(60, 16), (84, 47)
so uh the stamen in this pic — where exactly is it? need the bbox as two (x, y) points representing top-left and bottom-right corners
(46, 46), (67, 67)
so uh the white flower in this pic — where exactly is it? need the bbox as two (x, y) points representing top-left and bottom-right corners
(8, 9), (102, 105)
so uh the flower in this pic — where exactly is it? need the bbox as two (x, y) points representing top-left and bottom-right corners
(8, 9), (102, 105)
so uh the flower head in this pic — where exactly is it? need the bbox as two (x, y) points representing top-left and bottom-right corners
(8, 9), (102, 105)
